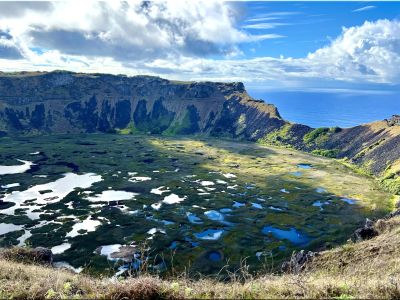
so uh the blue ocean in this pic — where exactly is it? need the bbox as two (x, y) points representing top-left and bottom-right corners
(248, 89), (400, 129)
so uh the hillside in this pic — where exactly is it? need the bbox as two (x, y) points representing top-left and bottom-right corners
(1, 211), (399, 299)
(2, 70), (400, 191)
(0, 71), (283, 141)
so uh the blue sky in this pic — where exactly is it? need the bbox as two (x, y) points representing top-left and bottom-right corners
(1, 1), (400, 94)
(242, 2), (400, 59)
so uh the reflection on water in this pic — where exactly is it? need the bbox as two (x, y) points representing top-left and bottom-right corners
(269, 206), (282, 211)
(163, 194), (186, 204)
(262, 226), (313, 246)
(0, 160), (34, 175)
(169, 241), (178, 248)
(1, 183), (20, 188)
(86, 190), (137, 202)
(51, 243), (71, 254)
(187, 213), (203, 223)
(194, 229), (225, 240)
(54, 261), (83, 273)
(250, 203), (263, 209)
(298, 164), (311, 169)
(66, 217), (101, 237)
(204, 210), (234, 225)
(150, 186), (170, 195)
(0, 223), (23, 235)
(312, 200), (331, 211)
(233, 201), (245, 208)
(2, 173), (102, 219)
(209, 252), (220, 261)
(341, 198), (356, 204)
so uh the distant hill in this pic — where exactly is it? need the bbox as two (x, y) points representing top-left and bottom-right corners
(2, 70), (400, 185)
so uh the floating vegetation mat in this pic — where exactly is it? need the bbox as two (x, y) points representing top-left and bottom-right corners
(0, 134), (392, 276)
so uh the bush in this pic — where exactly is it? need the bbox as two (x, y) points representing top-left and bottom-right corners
(105, 127), (117, 134)
(210, 127), (223, 137)
(151, 127), (161, 134)
(381, 178), (400, 194)
(312, 148), (340, 158)
(303, 127), (329, 143)
(331, 126), (342, 133)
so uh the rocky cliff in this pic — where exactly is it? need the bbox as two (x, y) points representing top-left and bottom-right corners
(2, 70), (400, 184)
(0, 71), (284, 141)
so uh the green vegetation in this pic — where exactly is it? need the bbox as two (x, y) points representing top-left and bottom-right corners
(303, 127), (329, 144)
(0, 134), (392, 278)
(51, 70), (77, 74)
(311, 148), (340, 158)
(331, 126), (342, 133)
(380, 178), (400, 195)
(210, 127), (223, 138)
(151, 127), (161, 134)
(105, 127), (117, 134)
(257, 124), (293, 147)
(1, 213), (400, 299)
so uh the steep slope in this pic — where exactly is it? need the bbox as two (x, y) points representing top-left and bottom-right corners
(2, 70), (400, 183)
(0, 71), (284, 141)
(1, 213), (400, 299)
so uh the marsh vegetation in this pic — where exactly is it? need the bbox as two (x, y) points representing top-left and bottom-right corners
(0, 134), (393, 276)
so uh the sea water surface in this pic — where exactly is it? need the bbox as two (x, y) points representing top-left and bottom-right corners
(248, 89), (400, 128)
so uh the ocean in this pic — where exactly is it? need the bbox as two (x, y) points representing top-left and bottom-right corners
(247, 89), (400, 129)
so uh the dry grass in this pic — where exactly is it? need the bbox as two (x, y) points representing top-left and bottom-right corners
(1, 216), (400, 299)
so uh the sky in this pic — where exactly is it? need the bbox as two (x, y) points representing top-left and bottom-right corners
(1, 1), (400, 94)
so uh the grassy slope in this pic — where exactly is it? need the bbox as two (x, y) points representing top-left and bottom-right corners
(1, 215), (400, 299)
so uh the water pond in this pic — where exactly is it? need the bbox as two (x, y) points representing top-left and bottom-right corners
(0, 134), (391, 276)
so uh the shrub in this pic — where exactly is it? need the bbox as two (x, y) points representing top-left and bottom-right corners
(151, 127), (161, 134)
(303, 127), (329, 143)
(312, 148), (340, 158)
(105, 127), (117, 134)
(331, 126), (342, 133)
(381, 178), (400, 194)
(210, 127), (223, 137)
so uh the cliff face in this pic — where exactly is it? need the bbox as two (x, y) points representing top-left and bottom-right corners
(0, 71), (284, 141)
(2, 70), (400, 181)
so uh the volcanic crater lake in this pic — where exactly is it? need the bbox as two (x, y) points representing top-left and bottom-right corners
(0, 134), (392, 275)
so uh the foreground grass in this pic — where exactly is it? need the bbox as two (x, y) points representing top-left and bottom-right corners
(1, 216), (400, 299)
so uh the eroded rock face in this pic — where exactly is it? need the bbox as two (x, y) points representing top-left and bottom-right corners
(31, 247), (53, 264)
(186, 84), (214, 98)
(0, 72), (283, 141)
(2, 71), (400, 178)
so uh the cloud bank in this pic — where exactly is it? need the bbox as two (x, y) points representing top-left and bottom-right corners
(0, 2), (399, 88)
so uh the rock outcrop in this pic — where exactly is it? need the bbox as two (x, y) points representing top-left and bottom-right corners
(31, 247), (53, 264)
(281, 250), (318, 274)
(0, 71), (284, 142)
(2, 70), (400, 179)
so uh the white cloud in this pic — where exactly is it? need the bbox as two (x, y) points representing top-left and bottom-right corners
(250, 48), (255, 53)
(245, 17), (280, 22)
(0, 1), (274, 62)
(242, 23), (289, 29)
(132, 19), (400, 86)
(1, 4), (400, 88)
(352, 6), (376, 12)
